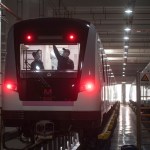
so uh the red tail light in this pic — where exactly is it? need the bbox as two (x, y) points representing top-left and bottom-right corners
(5, 82), (17, 91)
(80, 81), (95, 92)
(85, 82), (94, 91)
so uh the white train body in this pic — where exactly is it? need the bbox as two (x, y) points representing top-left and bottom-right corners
(2, 18), (111, 132)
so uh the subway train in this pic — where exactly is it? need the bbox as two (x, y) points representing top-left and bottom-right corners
(2, 18), (116, 143)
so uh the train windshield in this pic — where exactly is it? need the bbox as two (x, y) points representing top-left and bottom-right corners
(20, 44), (80, 78)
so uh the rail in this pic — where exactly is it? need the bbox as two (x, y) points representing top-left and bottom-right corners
(3, 130), (79, 150)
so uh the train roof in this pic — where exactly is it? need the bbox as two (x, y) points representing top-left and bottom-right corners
(13, 17), (91, 28)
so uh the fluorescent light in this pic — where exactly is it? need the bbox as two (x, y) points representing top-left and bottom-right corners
(122, 74), (125, 77)
(125, 9), (133, 14)
(123, 63), (126, 65)
(124, 45), (129, 48)
(124, 27), (131, 32)
(123, 68), (125, 70)
(124, 36), (129, 40)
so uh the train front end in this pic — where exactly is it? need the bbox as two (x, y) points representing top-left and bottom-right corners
(3, 18), (101, 133)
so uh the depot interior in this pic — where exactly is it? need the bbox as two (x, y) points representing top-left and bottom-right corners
(1, 0), (150, 104)
(1, 0), (150, 150)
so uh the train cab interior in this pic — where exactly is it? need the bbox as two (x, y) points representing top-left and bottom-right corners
(20, 44), (80, 72)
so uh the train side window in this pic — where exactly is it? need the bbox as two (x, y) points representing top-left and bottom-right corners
(20, 44), (80, 72)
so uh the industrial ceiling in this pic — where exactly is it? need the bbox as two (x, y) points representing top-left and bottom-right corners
(1, 0), (150, 84)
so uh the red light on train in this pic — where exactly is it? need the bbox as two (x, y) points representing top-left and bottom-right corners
(5, 83), (17, 91)
(85, 82), (94, 91)
(69, 34), (74, 40)
(80, 81), (95, 92)
(6, 84), (13, 90)
(26, 34), (33, 41)
(67, 33), (76, 41)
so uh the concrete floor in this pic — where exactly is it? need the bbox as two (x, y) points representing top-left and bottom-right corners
(110, 104), (137, 150)
(110, 104), (150, 150)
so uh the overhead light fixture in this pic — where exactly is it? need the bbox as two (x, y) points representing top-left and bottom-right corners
(122, 82), (126, 83)
(124, 36), (129, 40)
(124, 45), (129, 48)
(123, 67), (125, 70)
(125, 9), (133, 14)
(124, 55), (127, 58)
(124, 27), (131, 32)
(123, 63), (126, 65)
(122, 74), (125, 77)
